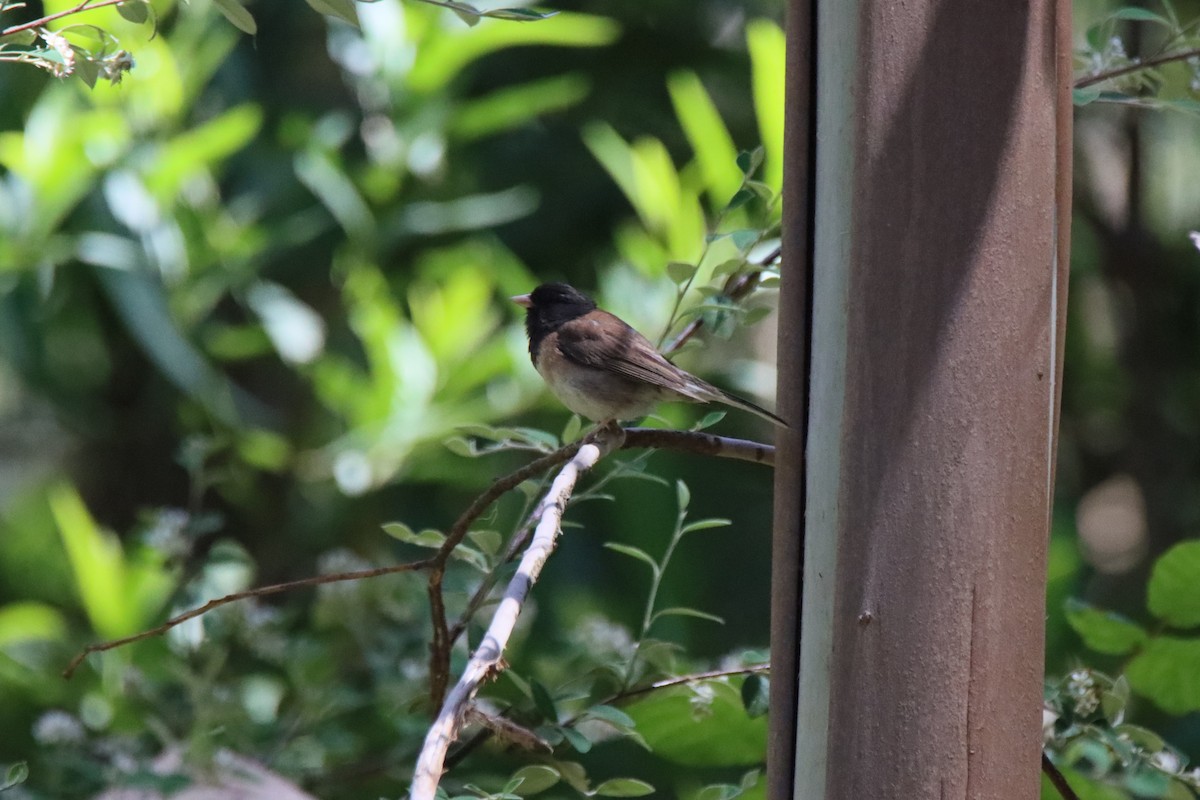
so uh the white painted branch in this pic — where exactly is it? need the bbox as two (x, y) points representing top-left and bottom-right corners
(410, 432), (618, 798)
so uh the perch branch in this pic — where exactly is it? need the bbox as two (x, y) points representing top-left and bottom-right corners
(411, 428), (624, 799)
(623, 427), (775, 465)
(62, 559), (432, 679)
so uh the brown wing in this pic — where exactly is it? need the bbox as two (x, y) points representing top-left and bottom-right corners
(555, 311), (713, 400)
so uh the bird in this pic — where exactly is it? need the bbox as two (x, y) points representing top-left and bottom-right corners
(512, 282), (786, 427)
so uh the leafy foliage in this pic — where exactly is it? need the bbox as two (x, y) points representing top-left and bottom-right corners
(1075, 0), (1200, 113)
(0, 1), (785, 796)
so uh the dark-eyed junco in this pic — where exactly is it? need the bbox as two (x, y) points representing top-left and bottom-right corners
(512, 282), (786, 427)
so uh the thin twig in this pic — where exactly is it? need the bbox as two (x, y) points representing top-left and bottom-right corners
(604, 662), (769, 704)
(1075, 46), (1200, 89)
(62, 559), (432, 679)
(1, 0), (128, 37)
(411, 427), (625, 799)
(1041, 751), (1081, 800)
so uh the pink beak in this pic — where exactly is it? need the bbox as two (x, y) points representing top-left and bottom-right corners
(511, 293), (532, 308)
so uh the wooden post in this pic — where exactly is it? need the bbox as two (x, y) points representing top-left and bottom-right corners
(771, 1), (1072, 798)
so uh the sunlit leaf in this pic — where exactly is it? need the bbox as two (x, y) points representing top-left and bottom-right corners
(1126, 636), (1200, 714)
(1147, 541), (1200, 628)
(667, 70), (741, 207)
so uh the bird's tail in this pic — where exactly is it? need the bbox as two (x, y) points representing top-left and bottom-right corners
(715, 388), (789, 428)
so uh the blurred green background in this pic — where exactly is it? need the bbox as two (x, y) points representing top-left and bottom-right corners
(1, 0), (1200, 797)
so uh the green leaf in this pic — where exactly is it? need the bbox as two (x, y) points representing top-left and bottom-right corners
(681, 518), (732, 535)
(1073, 88), (1102, 106)
(725, 188), (754, 212)
(740, 673), (769, 718)
(510, 765), (560, 796)
(449, 543), (489, 572)
(666, 261), (697, 285)
(561, 414), (583, 444)
(407, 12), (620, 92)
(592, 778), (655, 797)
(735, 148), (763, 177)
(695, 411), (727, 430)
(1109, 8), (1172, 25)
(304, 0), (360, 27)
(467, 529), (502, 557)
(626, 680), (766, 767)
(730, 229), (760, 253)
(2, 762), (28, 791)
(213, 0), (257, 34)
(743, 306), (773, 326)
(1126, 636), (1200, 714)
(116, 1), (149, 24)
(1147, 541), (1200, 628)
(747, 20), (784, 187)
(444, 436), (477, 457)
(651, 607), (724, 626)
(0, 602), (67, 646)
(450, 74), (591, 140)
(604, 543), (660, 577)
(560, 725), (591, 753)
(1114, 723), (1166, 753)
(1064, 598), (1148, 655)
(482, 8), (560, 21)
(583, 704), (637, 730)
(382, 523), (446, 548)
(676, 479), (690, 511)
(531, 680), (559, 721)
(667, 70), (741, 207)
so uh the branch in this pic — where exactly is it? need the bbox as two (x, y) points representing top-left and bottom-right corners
(411, 427), (624, 800)
(602, 663), (770, 704)
(445, 663), (772, 771)
(1, 0), (129, 37)
(62, 559), (432, 679)
(623, 427), (775, 466)
(1075, 46), (1200, 89)
(426, 441), (584, 706)
(443, 428), (772, 652)
(1041, 751), (1080, 800)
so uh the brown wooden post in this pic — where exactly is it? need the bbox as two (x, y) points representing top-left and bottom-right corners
(771, 1), (1072, 798)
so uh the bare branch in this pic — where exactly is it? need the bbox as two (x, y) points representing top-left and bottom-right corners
(411, 427), (625, 799)
(624, 427), (775, 465)
(62, 559), (432, 679)
(1041, 752), (1081, 800)
(1, 0), (129, 37)
(1075, 46), (1200, 90)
